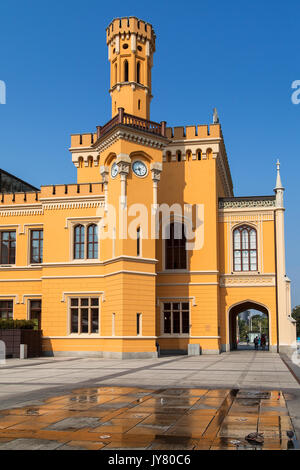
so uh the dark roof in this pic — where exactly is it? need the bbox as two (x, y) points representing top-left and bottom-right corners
(0, 168), (39, 193)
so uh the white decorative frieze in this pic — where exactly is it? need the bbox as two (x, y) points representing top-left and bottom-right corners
(220, 274), (275, 287)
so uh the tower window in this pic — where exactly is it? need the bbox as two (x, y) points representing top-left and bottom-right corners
(165, 222), (186, 270)
(137, 45), (142, 52)
(137, 61), (141, 84)
(124, 60), (129, 82)
(137, 227), (140, 256)
(197, 150), (202, 160)
(177, 151), (181, 162)
(138, 99), (141, 110)
(123, 43), (128, 49)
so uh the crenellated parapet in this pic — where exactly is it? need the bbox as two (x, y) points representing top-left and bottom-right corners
(106, 17), (155, 51)
(0, 183), (104, 209)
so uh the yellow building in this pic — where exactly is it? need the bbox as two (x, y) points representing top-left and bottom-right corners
(0, 17), (296, 357)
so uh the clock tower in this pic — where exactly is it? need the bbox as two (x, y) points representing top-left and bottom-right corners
(86, 17), (167, 358)
(106, 17), (155, 119)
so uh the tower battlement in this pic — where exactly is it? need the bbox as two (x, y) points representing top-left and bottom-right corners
(166, 123), (222, 140)
(106, 17), (155, 48)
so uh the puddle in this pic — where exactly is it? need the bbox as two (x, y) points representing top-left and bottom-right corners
(0, 386), (298, 450)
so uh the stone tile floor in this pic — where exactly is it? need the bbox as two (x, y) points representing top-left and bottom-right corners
(0, 386), (297, 450)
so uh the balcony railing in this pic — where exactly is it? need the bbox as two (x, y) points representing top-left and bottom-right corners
(96, 108), (166, 140)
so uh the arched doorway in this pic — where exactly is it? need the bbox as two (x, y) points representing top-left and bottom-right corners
(228, 301), (269, 351)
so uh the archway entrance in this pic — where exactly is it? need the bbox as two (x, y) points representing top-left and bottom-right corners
(229, 301), (269, 351)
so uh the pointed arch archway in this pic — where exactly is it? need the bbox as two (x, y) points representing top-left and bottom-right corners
(227, 300), (270, 351)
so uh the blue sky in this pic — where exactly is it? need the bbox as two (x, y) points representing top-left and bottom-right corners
(0, 0), (299, 306)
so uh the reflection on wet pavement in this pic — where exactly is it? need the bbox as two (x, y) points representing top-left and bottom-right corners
(0, 387), (297, 450)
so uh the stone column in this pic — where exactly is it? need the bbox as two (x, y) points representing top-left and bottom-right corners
(100, 165), (109, 212)
(150, 162), (162, 215)
(116, 153), (131, 210)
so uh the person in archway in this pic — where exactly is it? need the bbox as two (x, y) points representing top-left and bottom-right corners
(261, 334), (266, 351)
(254, 336), (259, 350)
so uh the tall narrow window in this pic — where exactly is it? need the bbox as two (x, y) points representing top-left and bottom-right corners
(87, 224), (98, 259)
(74, 225), (85, 259)
(137, 227), (140, 256)
(197, 150), (202, 160)
(137, 61), (141, 83)
(124, 60), (129, 82)
(0, 231), (16, 264)
(0, 300), (13, 320)
(112, 313), (115, 336)
(233, 225), (257, 271)
(177, 151), (181, 162)
(29, 299), (41, 330)
(137, 313), (142, 335)
(138, 99), (141, 110)
(30, 230), (43, 264)
(165, 222), (186, 270)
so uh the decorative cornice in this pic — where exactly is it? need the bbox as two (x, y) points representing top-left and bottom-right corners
(94, 127), (168, 154)
(0, 205), (43, 217)
(219, 197), (275, 210)
(220, 274), (275, 287)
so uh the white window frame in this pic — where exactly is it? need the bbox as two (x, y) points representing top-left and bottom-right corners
(160, 300), (190, 337)
(68, 296), (101, 336)
(69, 219), (100, 262)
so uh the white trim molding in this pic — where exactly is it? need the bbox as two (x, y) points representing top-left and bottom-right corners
(61, 291), (105, 303)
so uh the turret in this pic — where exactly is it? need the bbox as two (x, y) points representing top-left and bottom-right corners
(106, 17), (156, 119)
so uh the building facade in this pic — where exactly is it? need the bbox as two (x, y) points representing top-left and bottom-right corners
(0, 17), (296, 357)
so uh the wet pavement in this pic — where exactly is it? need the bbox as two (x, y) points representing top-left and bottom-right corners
(0, 386), (297, 450)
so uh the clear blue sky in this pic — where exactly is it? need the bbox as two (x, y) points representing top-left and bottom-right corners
(0, 0), (299, 306)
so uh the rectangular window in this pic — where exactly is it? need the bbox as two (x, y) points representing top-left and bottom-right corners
(137, 313), (142, 336)
(0, 300), (13, 320)
(69, 297), (99, 334)
(29, 299), (41, 330)
(30, 230), (43, 264)
(162, 301), (190, 335)
(0, 231), (16, 264)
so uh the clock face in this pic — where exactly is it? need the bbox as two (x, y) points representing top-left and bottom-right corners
(132, 160), (147, 177)
(111, 162), (118, 178)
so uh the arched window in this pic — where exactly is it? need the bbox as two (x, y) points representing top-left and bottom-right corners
(74, 225), (85, 259)
(197, 150), (202, 160)
(233, 225), (257, 271)
(124, 60), (129, 81)
(88, 156), (93, 167)
(137, 61), (141, 83)
(78, 157), (83, 168)
(177, 150), (181, 162)
(165, 222), (186, 270)
(87, 224), (98, 259)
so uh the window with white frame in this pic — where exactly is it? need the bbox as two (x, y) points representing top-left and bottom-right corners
(69, 297), (99, 334)
(233, 225), (257, 272)
(162, 302), (190, 335)
(73, 223), (98, 260)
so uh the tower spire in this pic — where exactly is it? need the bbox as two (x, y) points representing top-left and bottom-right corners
(274, 159), (284, 208)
